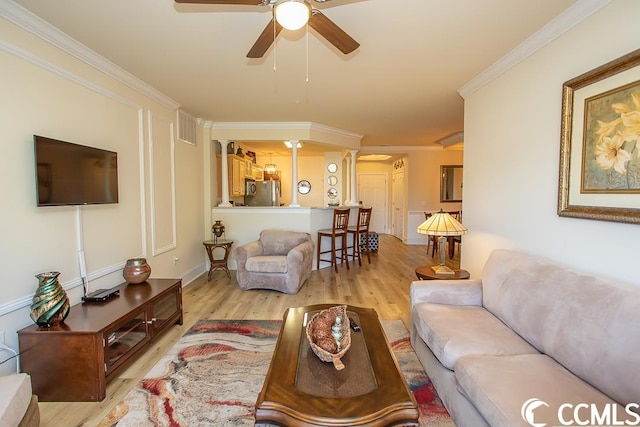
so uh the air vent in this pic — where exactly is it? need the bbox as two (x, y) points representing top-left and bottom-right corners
(177, 109), (197, 145)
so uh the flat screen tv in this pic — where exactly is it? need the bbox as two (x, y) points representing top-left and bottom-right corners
(34, 135), (119, 206)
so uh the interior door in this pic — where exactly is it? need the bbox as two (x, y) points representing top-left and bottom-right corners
(357, 173), (388, 233)
(392, 170), (405, 240)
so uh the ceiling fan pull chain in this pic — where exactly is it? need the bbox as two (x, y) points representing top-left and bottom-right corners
(306, 23), (309, 83)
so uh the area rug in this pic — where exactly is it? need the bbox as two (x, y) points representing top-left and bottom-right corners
(99, 319), (453, 426)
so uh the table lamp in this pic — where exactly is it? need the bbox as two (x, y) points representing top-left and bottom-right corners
(417, 209), (467, 274)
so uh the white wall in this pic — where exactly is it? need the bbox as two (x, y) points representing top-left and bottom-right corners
(461, 0), (640, 287)
(0, 5), (206, 374)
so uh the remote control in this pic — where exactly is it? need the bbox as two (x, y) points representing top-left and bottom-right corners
(349, 317), (361, 332)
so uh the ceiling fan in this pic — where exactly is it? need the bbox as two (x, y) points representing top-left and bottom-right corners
(175, 0), (360, 58)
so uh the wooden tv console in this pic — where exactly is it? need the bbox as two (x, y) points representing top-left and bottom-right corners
(18, 278), (183, 402)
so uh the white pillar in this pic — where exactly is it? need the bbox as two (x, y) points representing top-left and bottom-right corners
(346, 150), (359, 206)
(217, 140), (232, 207)
(345, 155), (352, 205)
(289, 140), (300, 207)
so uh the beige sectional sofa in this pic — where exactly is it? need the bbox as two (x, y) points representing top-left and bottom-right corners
(0, 373), (39, 427)
(410, 249), (640, 427)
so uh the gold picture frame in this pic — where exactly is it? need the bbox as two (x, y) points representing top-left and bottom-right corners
(558, 49), (640, 224)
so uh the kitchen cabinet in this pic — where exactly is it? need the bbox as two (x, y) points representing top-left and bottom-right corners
(253, 165), (264, 181)
(217, 154), (246, 197)
(231, 156), (245, 196)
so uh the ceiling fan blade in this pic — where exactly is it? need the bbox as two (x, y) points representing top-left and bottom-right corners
(308, 10), (359, 55)
(175, 0), (264, 4)
(247, 19), (283, 58)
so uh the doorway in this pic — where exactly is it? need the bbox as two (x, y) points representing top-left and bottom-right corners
(392, 170), (405, 240)
(357, 173), (388, 233)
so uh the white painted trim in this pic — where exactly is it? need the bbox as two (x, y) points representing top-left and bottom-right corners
(359, 145), (442, 153)
(0, 261), (125, 317)
(0, 39), (148, 313)
(211, 121), (364, 140)
(148, 111), (178, 256)
(0, 0), (180, 111)
(458, 0), (612, 97)
(136, 108), (148, 258)
(0, 41), (141, 110)
(407, 211), (430, 245)
(211, 206), (315, 214)
(435, 132), (464, 148)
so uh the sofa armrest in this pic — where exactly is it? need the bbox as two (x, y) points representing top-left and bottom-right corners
(287, 240), (314, 263)
(410, 279), (483, 307)
(234, 240), (263, 272)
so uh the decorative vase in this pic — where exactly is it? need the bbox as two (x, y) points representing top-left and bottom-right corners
(123, 258), (151, 284)
(212, 220), (225, 242)
(30, 272), (70, 328)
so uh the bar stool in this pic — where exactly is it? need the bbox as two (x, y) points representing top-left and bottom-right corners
(347, 207), (372, 266)
(317, 208), (350, 272)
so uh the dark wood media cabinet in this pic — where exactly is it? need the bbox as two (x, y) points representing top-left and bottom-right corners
(18, 278), (183, 402)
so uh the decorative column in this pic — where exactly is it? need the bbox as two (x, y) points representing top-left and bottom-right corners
(289, 140), (300, 207)
(346, 150), (359, 206)
(217, 140), (232, 207)
(344, 155), (352, 205)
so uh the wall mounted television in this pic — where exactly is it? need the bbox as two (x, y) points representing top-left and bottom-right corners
(34, 135), (119, 206)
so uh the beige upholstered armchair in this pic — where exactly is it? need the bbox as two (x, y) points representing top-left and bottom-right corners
(234, 229), (314, 294)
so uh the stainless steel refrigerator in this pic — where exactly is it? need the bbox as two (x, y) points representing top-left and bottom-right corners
(246, 180), (280, 206)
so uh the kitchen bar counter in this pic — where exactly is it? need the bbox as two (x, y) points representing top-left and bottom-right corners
(211, 206), (360, 270)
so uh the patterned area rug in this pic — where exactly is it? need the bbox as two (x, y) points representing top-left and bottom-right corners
(99, 319), (453, 426)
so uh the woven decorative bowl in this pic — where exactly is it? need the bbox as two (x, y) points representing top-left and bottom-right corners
(305, 305), (351, 370)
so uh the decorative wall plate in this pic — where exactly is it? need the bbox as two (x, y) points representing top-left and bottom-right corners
(327, 162), (338, 173)
(327, 175), (338, 186)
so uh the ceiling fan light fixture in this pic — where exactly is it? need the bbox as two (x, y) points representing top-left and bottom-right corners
(275, 0), (311, 31)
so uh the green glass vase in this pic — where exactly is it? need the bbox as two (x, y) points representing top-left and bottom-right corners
(30, 272), (70, 328)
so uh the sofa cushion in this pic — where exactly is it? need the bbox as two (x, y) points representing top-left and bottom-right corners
(412, 303), (538, 370)
(260, 230), (310, 255)
(0, 373), (33, 427)
(480, 250), (640, 406)
(455, 354), (627, 427)
(245, 255), (288, 273)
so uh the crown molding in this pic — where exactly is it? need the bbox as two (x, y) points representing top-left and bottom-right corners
(0, 0), (180, 111)
(458, 0), (612, 98)
(197, 119), (212, 128)
(211, 121), (363, 139)
(434, 131), (464, 148)
(360, 145), (443, 153)
(210, 122), (365, 146)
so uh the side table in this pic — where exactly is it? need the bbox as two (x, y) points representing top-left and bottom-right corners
(203, 239), (233, 280)
(415, 266), (470, 280)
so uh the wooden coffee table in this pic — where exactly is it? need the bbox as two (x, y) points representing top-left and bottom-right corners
(255, 304), (418, 426)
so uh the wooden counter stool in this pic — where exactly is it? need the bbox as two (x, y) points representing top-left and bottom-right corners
(317, 208), (350, 272)
(347, 207), (372, 266)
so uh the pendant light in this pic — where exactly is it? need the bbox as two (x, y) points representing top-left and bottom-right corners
(264, 153), (277, 175)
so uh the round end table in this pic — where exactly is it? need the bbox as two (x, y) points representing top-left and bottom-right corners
(415, 266), (470, 280)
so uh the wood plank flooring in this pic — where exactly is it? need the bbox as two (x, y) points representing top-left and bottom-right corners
(38, 234), (459, 426)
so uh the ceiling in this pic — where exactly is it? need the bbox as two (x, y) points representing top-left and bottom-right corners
(13, 0), (576, 157)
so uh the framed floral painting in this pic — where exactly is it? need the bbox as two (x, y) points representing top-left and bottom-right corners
(558, 49), (640, 224)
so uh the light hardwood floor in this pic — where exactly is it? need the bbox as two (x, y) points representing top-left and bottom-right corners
(39, 234), (460, 426)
